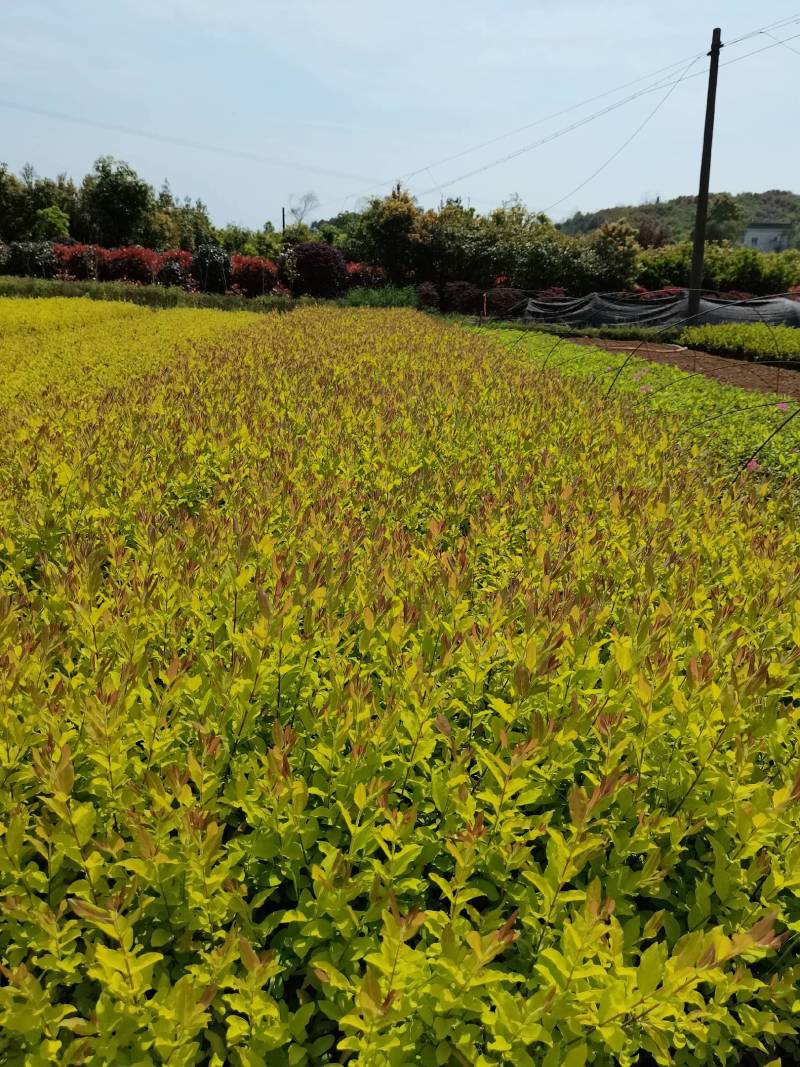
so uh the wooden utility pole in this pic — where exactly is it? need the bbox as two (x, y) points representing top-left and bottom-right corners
(688, 27), (723, 318)
(282, 206), (286, 233)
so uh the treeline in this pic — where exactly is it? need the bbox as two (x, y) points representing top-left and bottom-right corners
(0, 157), (302, 255)
(2, 159), (800, 298)
(559, 190), (800, 246)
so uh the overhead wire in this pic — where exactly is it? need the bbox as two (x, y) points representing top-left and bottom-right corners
(412, 30), (800, 198)
(320, 12), (800, 212)
(0, 99), (384, 185)
(539, 54), (702, 214)
(1, 13), (797, 214)
(761, 28), (800, 56)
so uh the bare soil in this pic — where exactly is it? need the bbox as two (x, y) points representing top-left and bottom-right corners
(566, 337), (800, 401)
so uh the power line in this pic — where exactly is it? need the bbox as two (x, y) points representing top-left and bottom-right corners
(761, 28), (800, 56)
(726, 12), (800, 45)
(540, 55), (702, 214)
(412, 31), (800, 198)
(317, 55), (709, 213)
(405, 11), (800, 185)
(0, 99), (383, 186)
(319, 12), (800, 213)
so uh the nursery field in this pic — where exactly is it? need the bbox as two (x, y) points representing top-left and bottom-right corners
(681, 322), (800, 363)
(1, 302), (800, 1065)
(0, 298), (261, 405)
(500, 328), (800, 483)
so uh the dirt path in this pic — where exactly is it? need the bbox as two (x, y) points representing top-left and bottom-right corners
(566, 337), (800, 401)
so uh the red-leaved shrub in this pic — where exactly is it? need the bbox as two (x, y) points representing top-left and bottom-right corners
(346, 262), (387, 289)
(99, 246), (161, 285)
(635, 285), (685, 301)
(485, 287), (527, 317)
(440, 281), (482, 314)
(287, 243), (348, 298)
(53, 243), (107, 281)
(230, 255), (278, 297)
(157, 250), (194, 289)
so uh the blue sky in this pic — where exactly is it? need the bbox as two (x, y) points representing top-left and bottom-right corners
(1, 1), (798, 229)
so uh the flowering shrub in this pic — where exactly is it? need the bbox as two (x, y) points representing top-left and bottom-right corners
(4, 241), (57, 278)
(345, 261), (387, 289)
(192, 244), (232, 294)
(230, 254), (278, 298)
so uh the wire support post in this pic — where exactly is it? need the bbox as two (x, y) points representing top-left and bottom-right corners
(688, 27), (723, 319)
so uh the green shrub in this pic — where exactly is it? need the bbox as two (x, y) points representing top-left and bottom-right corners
(0, 275), (305, 312)
(682, 322), (800, 361)
(639, 242), (800, 295)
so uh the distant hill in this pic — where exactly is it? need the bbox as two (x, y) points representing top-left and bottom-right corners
(557, 190), (800, 245)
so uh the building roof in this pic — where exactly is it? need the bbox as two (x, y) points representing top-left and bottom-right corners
(745, 221), (792, 230)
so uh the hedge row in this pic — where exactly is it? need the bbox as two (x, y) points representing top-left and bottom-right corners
(0, 241), (388, 299)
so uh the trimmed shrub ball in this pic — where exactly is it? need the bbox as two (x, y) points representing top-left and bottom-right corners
(289, 242), (348, 298)
(230, 255), (278, 298)
(440, 281), (482, 314)
(485, 286), (527, 318)
(416, 282), (440, 309)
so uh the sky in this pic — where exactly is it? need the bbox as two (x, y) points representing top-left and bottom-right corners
(1, 1), (798, 230)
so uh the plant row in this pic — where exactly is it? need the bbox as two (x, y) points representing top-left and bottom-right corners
(1, 305), (800, 1063)
(499, 327), (800, 481)
(0, 240), (387, 298)
(681, 322), (800, 362)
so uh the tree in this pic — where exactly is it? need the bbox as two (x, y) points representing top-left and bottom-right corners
(289, 191), (320, 224)
(700, 193), (745, 244)
(588, 222), (640, 291)
(0, 163), (26, 240)
(345, 185), (421, 284)
(76, 156), (154, 246)
(634, 215), (671, 249)
(216, 223), (256, 254)
(34, 205), (70, 240)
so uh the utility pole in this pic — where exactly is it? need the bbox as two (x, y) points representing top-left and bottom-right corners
(688, 27), (723, 318)
(281, 206), (286, 233)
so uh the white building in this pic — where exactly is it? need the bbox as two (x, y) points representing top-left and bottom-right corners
(740, 222), (792, 252)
